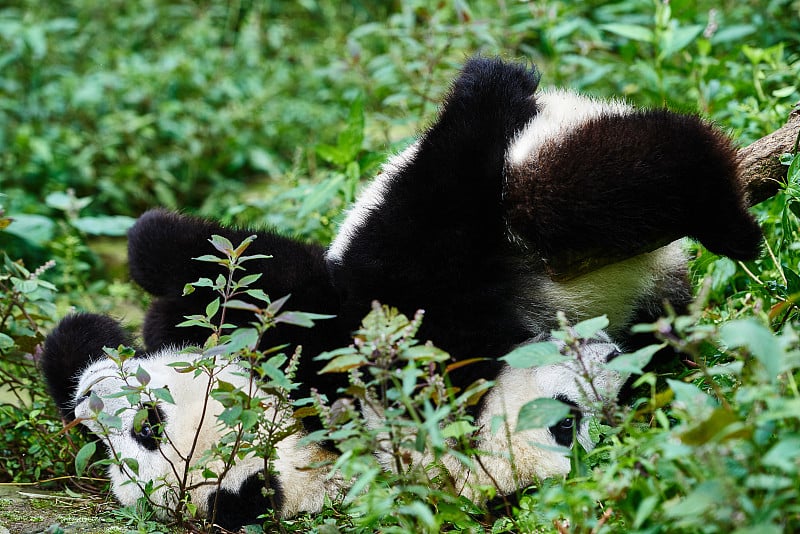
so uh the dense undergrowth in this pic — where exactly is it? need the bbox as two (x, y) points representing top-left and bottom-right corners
(1, 0), (800, 532)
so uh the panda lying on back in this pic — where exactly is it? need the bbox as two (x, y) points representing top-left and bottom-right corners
(41, 57), (761, 530)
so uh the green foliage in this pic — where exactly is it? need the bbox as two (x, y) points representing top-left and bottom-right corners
(310, 303), (487, 533)
(0, 249), (96, 485)
(1, 0), (800, 531)
(502, 315), (800, 533)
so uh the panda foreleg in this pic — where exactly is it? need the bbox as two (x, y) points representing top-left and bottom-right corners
(504, 97), (762, 277)
(128, 209), (341, 352)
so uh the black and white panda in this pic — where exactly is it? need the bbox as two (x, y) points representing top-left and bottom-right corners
(41, 57), (761, 528)
(41, 313), (343, 531)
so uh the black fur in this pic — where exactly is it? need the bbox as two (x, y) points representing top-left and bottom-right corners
(127, 208), (351, 404)
(40, 313), (134, 419)
(207, 472), (282, 531)
(505, 110), (762, 265)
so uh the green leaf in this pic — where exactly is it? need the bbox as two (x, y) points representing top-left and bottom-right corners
(193, 254), (226, 263)
(666, 379), (712, 408)
(237, 273), (263, 287)
(599, 23), (654, 43)
(605, 344), (664, 375)
(248, 147), (280, 175)
(633, 495), (659, 529)
(45, 191), (92, 212)
(152, 387), (175, 404)
(500, 342), (568, 368)
(664, 480), (723, 518)
(318, 354), (367, 374)
(720, 320), (783, 380)
(135, 366), (150, 386)
(218, 405), (243, 427)
(659, 24), (703, 59)
(573, 315), (609, 338)
(223, 299), (261, 312)
(71, 215), (136, 236)
(338, 94), (365, 160)
(206, 298), (220, 319)
(74, 441), (96, 477)
(121, 457), (139, 475)
(267, 294), (291, 315)
(239, 409), (260, 430)
(710, 24), (756, 44)
(3, 214), (54, 245)
(787, 153), (800, 185)
(275, 311), (333, 328)
(516, 398), (571, 432)
(132, 407), (149, 432)
(679, 407), (742, 445)
(209, 235), (234, 255)
(442, 420), (478, 439)
(0, 333), (14, 351)
(88, 391), (104, 414)
(316, 144), (349, 166)
(762, 435), (800, 473)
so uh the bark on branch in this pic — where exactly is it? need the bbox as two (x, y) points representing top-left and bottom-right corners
(740, 105), (800, 206)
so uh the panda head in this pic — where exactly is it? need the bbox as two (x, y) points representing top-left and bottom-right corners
(41, 313), (340, 530)
(467, 333), (625, 496)
(361, 332), (624, 500)
(72, 347), (264, 516)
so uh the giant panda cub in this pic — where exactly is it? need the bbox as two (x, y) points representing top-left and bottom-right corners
(41, 57), (761, 529)
(42, 313), (343, 530)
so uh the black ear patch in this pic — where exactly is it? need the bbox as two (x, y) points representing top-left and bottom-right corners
(207, 471), (283, 531)
(41, 313), (134, 420)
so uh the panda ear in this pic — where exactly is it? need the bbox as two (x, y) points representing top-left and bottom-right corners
(41, 313), (134, 419)
(505, 109), (762, 279)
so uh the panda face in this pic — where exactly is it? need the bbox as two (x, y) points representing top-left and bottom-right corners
(363, 335), (624, 501)
(463, 335), (624, 499)
(72, 349), (265, 517)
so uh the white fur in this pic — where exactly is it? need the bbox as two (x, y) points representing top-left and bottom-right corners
(73, 349), (339, 520)
(364, 336), (624, 501)
(326, 142), (419, 265)
(507, 88), (632, 167)
(533, 241), (688, 337)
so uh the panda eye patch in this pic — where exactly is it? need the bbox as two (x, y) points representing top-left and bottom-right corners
(549, 395), (582, 447)
(132, 403), (165, 451)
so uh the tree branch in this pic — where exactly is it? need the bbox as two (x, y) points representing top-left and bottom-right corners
(740, 104), (800, 206)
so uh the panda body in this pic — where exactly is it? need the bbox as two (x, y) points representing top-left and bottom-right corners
(41, 57), (763, 528)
